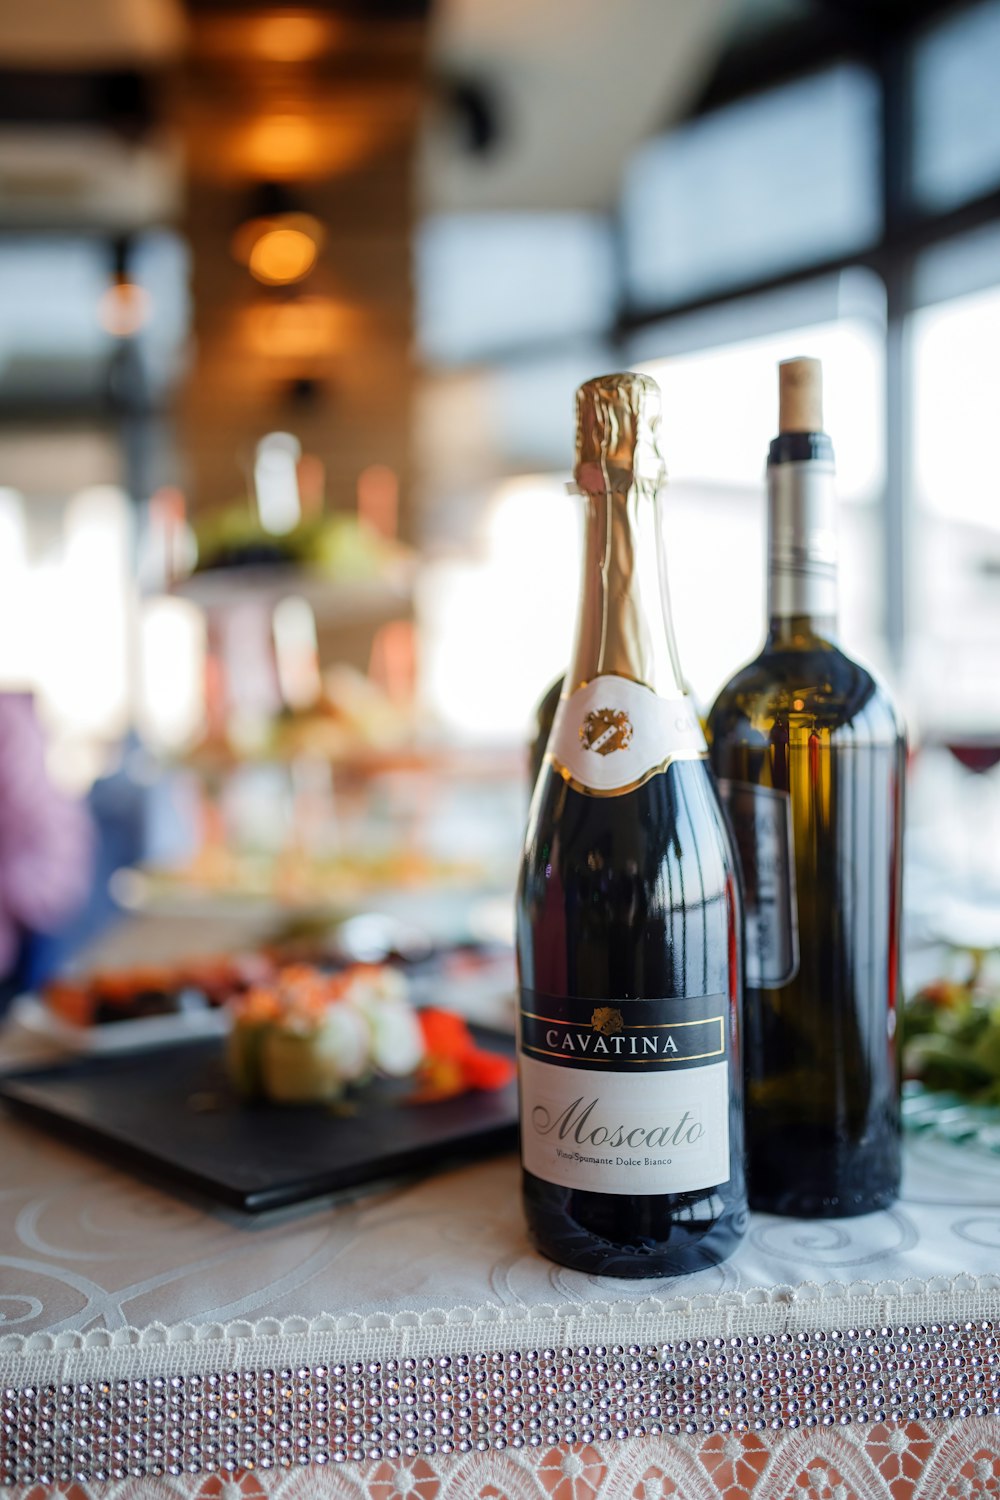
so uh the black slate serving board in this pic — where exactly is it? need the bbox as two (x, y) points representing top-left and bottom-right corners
(0, 1025), (518, 1212)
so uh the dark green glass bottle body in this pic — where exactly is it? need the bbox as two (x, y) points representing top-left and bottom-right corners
(528, 675), (565, 791)
(708, 622), (905, 1217)
(516, 756), (747, 1277)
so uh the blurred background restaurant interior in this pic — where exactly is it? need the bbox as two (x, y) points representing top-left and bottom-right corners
(0, 0), (999, 989)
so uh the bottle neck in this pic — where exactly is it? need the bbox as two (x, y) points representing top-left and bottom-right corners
(568, 483), (687, 697)
(766, 439), (839, 648)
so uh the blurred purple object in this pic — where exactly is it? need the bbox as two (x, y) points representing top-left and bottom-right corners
(0, 694), (93, 977)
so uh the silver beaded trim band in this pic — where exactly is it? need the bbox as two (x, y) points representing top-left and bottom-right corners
(3, 1319), (1000, 1487)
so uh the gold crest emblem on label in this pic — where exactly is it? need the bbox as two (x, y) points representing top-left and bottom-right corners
(580, 708), (633, 756)
(591, 1005), (624, 1036)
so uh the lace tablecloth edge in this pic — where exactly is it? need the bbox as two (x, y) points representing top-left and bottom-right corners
(4, 1276), (1000, 1387)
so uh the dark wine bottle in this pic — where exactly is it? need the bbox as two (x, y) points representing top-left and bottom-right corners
(515, 372), (746, 1278)
(707, 357), (905, 1218)
(529, 674), (565, 792)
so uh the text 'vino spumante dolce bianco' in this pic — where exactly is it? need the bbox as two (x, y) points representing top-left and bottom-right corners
(708, 357), (905, 1218)
(515, 372), (747, 1277)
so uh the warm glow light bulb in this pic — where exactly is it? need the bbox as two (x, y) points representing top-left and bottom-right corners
(252, 13), (332, 62)
(98, 281), (152, 338)
(248, 226), (318, 285)
(244, 114), (317, 177)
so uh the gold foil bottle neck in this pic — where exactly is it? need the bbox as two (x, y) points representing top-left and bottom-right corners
(574, 371), (666, 496)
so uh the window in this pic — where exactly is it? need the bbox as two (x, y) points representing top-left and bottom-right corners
(0, 231), (189, 402)
(418, 475), (579, 741)
(0, 484), (138, 788)
(631, 276), (887, 704)
(416, 214), (617, 365)
(910, 239), (1000, 679)
(416, 279), (886, 739)
(622, 65), (881, 310)
(906, 226), (1000, 903)
(0, 239), (110, 400)
(913, 0), (1000, 211)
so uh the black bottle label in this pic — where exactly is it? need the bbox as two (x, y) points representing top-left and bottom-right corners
(717, 779), (799, 988)
(519, 990), (730, 1195)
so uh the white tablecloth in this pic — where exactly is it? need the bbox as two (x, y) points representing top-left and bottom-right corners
(2, 1120), (1000, 1349)
(3, 1106), (1000, 1497)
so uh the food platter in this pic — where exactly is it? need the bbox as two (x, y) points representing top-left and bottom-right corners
(0, 1023), (518, 1213)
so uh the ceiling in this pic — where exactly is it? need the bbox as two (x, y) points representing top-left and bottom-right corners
(0, 0), (734, 218)
(419, 0), (731, 211)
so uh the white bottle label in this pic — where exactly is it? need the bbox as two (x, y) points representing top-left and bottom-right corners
(519, 991), (731, 1196)
(547, 675), (706, 795)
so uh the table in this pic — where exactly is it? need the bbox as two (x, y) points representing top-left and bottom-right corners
(3, 1102), (1000, 1499)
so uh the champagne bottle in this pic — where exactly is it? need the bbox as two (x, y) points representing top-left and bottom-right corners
(516, 373), (746, 1277)
(707, 357), (905, 1218)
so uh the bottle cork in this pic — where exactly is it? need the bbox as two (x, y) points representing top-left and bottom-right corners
(778, 357), (823, 434)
